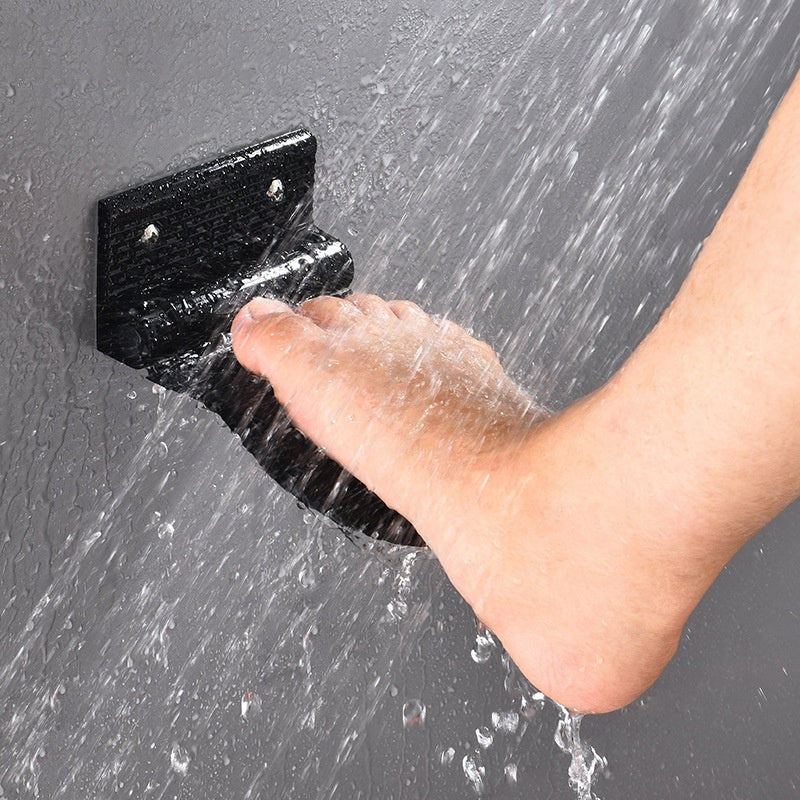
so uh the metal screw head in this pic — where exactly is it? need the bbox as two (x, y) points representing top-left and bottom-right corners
(266, 178), (284, 202)
(140, 223), (159, 244)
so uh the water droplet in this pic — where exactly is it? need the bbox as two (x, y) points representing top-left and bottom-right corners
(241, 691), (262, 719)
(386, 598), (408, 619)
(402, 699), (426, 729)
(470, 623), (495, 663)
(170, 742), (190, 775)
(504, 762), (518, 785)
(440, 746), (455, 766)
(126, 390), (137, 400)
(157, 521), (174, 539)
(298, 563), (315, 588)
(566, 149), (580, 173)
(462, 753), (486, 795)
(475, 726), (493, 748)
(302, 707), (316, 729)
(159, 619), (175, 646)
(491, 710), (519, 734)
(302, 624), (317, 652)
(157, 441), (168, 457)
(49, 683), (66, 711)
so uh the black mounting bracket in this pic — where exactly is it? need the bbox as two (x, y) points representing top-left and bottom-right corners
(97, 130), (422, 547)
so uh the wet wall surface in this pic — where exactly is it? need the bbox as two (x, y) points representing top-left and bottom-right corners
(2, 1), (800, 797)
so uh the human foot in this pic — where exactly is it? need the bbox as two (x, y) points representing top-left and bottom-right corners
(230, 294), (697, 713)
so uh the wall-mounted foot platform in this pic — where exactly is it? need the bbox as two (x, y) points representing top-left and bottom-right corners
(96, 129), (423, 547)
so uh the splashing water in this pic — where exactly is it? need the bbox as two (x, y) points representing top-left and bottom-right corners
(470, 622), (497, 664)
(475, 726), (494, 749)
(170, 742), (190, 776)
(462, 752), (487, 796)
(491, 710), (519, 734)
(402, 699), (426, 730)
(555, 708), (608, 800)
(241, 691), (262, 720)
(387, 551), (418, 620)
(504, 762), (517, 785)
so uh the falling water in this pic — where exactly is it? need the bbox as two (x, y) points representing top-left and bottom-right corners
(555, 709), (608, 800)
(2, 1), (798, 798)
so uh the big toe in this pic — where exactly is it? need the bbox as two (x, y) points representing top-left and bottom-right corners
(230, 297), (326, 391)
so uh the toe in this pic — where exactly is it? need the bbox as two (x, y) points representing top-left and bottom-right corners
(231, 298), (325, 382)
(387, 300), (431, 323)
(299, 295), (363, 330)
(430, 316), (502, 368)
(434, 317), (469, 340)
(472, 337), (501, 364)
(348, 293), (398, 321)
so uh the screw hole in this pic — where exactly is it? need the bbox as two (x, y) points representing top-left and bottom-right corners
(140, 223), (159, 244)
(266, 178), (284, 202)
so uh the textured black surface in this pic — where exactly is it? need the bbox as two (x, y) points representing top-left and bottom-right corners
(97, 129), (324, 365)
(96, 132), (422, 546)
(96, 129), (316, 317)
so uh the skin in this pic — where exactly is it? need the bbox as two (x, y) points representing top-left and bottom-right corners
(230, 72), (800, 714)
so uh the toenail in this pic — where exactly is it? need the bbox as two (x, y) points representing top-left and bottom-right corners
(247, 296), (291, 319)
(231, 306), (254, 338)
(232, 297), (291, 337)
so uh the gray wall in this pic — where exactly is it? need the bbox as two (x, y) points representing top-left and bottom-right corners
(2, 1), (800, 797)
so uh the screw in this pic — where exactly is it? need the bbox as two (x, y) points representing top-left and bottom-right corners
(140, 223), (159, 244)
(266, 178), (284, 202)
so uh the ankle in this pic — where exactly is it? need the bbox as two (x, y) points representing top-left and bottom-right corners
(511, 393), (710, 630)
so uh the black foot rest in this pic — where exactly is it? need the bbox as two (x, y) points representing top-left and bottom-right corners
(96, 129), (424, 547)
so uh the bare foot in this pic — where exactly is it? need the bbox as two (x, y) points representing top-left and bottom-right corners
(231, 294), (696, 713)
